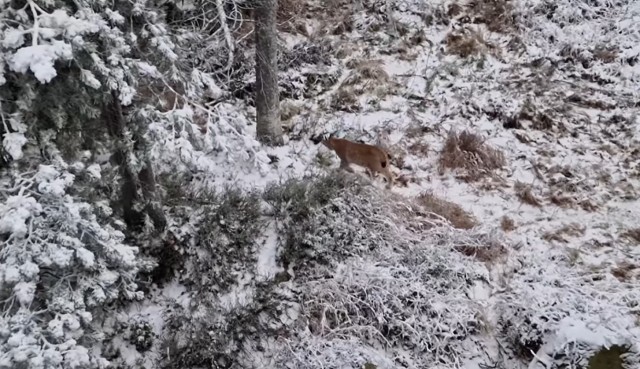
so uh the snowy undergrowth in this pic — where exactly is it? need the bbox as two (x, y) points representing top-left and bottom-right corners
(130, 172), (502, 369)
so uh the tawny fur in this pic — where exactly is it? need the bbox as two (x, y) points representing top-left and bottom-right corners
(321, 137), (394, 189)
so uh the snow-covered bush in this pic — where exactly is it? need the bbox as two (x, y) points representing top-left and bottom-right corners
(190, 188), (264, 292)
(261, 174), (491, 367)
(496, 249), (640, 367)
(0, 162), (149, 369)
(270, 336), (402, 369)
(263, 173), (382, 272)
(160, 280), (300, 369)
(302, 254), (483, 365)
(0, 0), (254, 368)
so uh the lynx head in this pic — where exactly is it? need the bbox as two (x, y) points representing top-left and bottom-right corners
(310, 132), (335, 146)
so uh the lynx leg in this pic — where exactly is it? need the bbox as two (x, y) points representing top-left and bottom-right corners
(383, 167), (394, 189)
(340, 160), (355, 173)
(365, 168), (375, 178)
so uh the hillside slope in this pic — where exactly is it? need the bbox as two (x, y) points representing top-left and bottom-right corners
(117, 0), (640, 368)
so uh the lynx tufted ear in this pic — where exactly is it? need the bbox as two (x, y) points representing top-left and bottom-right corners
(310, 134), (323, 145)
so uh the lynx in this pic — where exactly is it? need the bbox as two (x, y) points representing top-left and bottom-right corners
(316, 136), (394, 189)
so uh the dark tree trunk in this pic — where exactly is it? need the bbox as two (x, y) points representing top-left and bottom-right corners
(103, 90), (166, 232)
(254, 0), (283, 145)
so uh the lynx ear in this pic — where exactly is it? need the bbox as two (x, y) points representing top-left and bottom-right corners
(310, 135), (322, 145)
(310, 132), (334, 145)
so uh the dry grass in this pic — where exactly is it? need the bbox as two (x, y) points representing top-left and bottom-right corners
(542, 223), (586, 243)
(514, 181), (542, 207)
(408, 141), (430, 157)
(465, 0), (515, 33)
(438, 130), (506, 181)
(405, 123), (439, 139)
(578, 199), (599, 212)
(500, 216), (516, 232)
(593, 45), (619, 63)
(343, 59), (390, 86)
(417, 192), (477, 230)
(332, 59), (392, 103)
(278, 0), (307, 33)
(611, 261), (637, 282)
(455, 242), (506, 263)
(549, 193), (575, 208)
(315, 151), (334, 167)
(445, 28), (496, 58)
(330, 87), (360, 112)
(507, 99), (570, 132)
(622, 228), (640, 244)
(394, 173), (417, 187)
(390, 153), (407, 170)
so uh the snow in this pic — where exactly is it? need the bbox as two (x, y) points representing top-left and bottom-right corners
(75, 248), (96, 268)
(1, 29), (25, 49)
(13, 282), (36, 306)
(80, 69), (101, 89)
(1, 0), (639, 367)
(8, 42), (74, 83)
(256, 221), (282, 280)
(2, 132), (28, 160)
(0, 195), (42, 238)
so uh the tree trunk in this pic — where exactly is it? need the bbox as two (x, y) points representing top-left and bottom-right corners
(103, 90), (166, 232)
(254, 0), (283, 145)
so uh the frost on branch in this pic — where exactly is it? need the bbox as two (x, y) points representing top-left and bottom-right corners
(145, 101), (271, 183)
(0, 162), (145, 369)
(8, 42), (74, 83)
(1, 132), (28, 161)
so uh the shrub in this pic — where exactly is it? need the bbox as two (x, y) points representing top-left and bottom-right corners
(514, 181), (542, 207)
(445, 28), (495, 58)
(496, 250), (640, 365)
(187, 188), (264, 292)
(439, 130), (506, 181)
(417, 192), (477, 229)
(0, 163), (148, 369)
(264, 174), (380, 272)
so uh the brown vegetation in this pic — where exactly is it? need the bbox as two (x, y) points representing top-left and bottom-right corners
(330, 87), (360, 112)
(330, 59), (393, 111)
(592, 45), (619, 63)
(278, 0), (307, 33)
(514, 181), (542, 207)
(455, 241), (506, 263)
(438, 130), (506, 181)
(408, 141), (430, 157)
(622, 228), (640, 244)
(611, 262), (637, 282)
(417, 192), (477, 229)
(542, 223), (586, 243)
(445, 28), (496, 58)
(465, 0), (515, 33)
(500, 216), (516, 232)
(515, 100), (563, 131)
(549, 193), (574, 208)
(343, 59), (390, 87)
